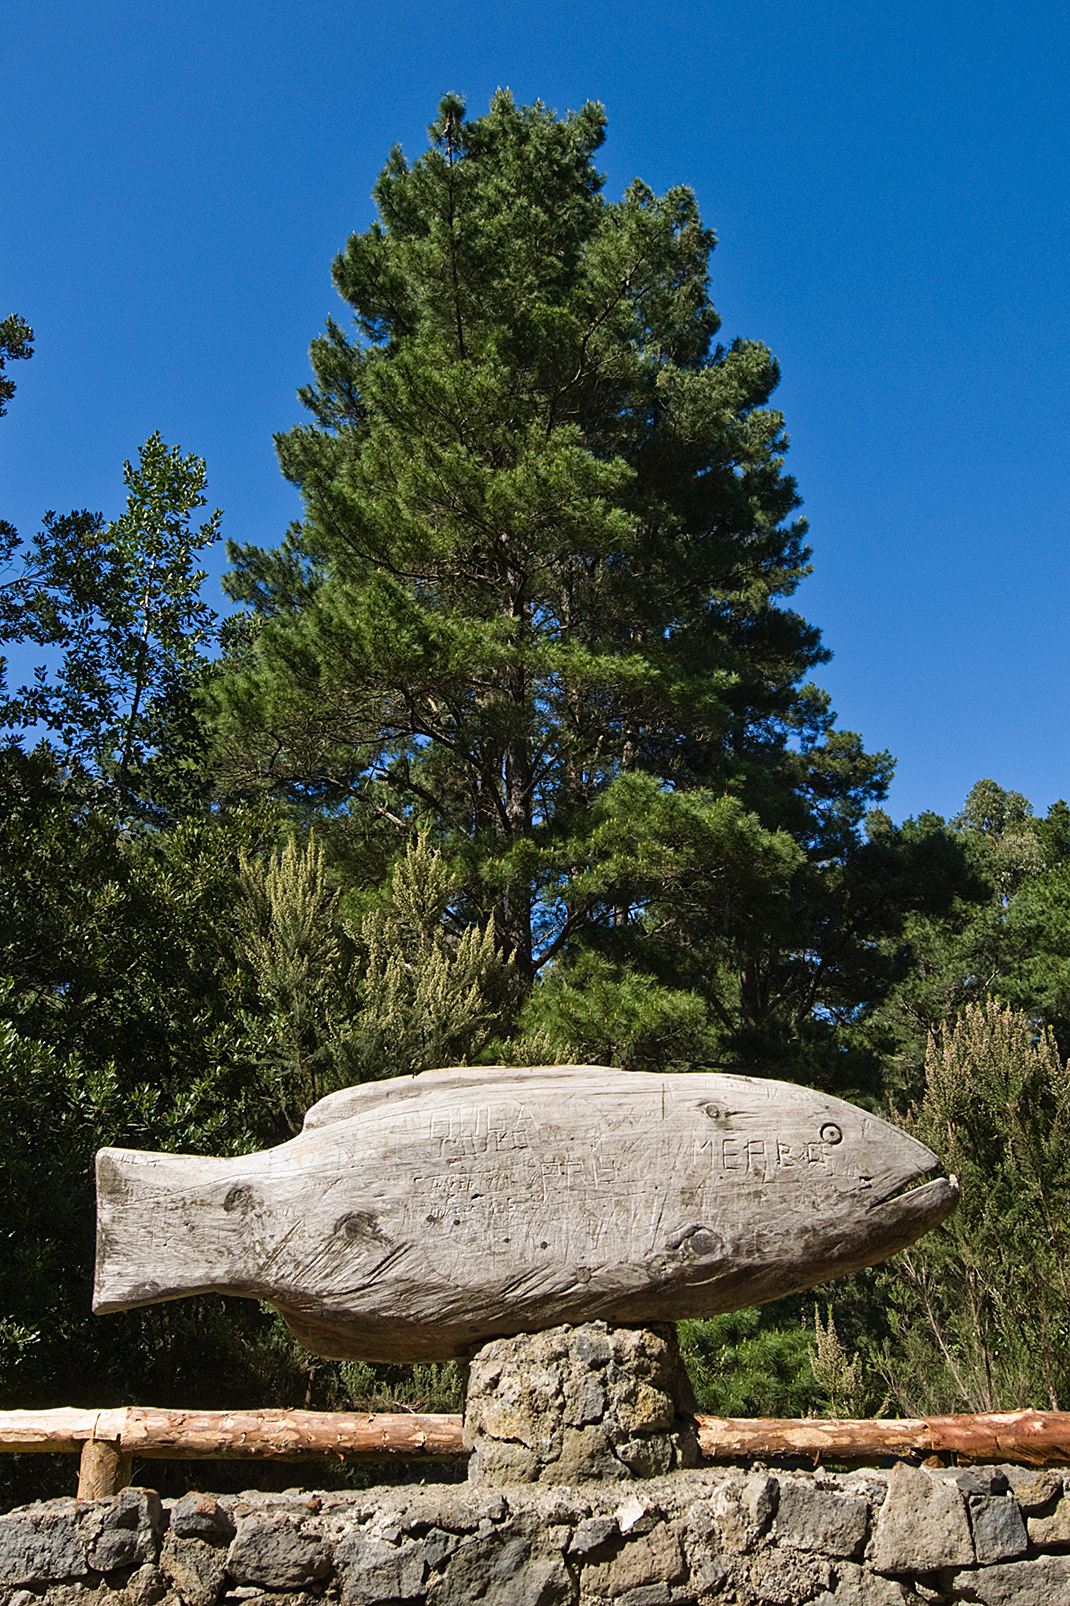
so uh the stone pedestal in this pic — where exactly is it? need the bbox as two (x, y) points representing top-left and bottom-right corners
(463, 1321), (700, 1486)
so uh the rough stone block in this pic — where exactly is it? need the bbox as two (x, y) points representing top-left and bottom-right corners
(471, 1362), (563, 1455)
(570, 1327), (612, 1368)
(842, 1471), (889, 1510)
(743, 1546), (833, 1606)
(775, 1478), (868, 1558)
(169, 1495), (236, 1544)
(869, 1463), (974, 1575)
(123, 1561), (171, 1604)
(551, 1426), (620, 1484)
(83, 1489), (164, 1573)
(689, 1549), (731, 1596)
(968, 1496), (1028, 1565)
(935, 1468), (1007, 1498)
(495, 1556), (572, 1606)
(950, 1553), (1070, 1604)
(580, 1524), (686, 1600)
(464, 1322), (698, 1485)
(160, 1532), (228, 1606)
(335, 1529), (427, 1605)
(562, 1373), (605, 1428)
(1025, 1491), (1070, 1547)
(696, 1473), (778, 1554)
(811, 1561), (912, 1604)
(466, 1438), (540, 1486)
(567, 1517), (618, 1558)
(614, 1435), (674, 1480)
(427, 1532), (570, 1605)
(616, 1586), (674, 1606)
(0, 1504), (87, 1587)
(615, 1381), (676, 1437)
(22, 1587), (95, 1606)
(419, 1527), (459, 1572)
(999, 1466), (1063, 1514)
(226, 1517), (331, 1591)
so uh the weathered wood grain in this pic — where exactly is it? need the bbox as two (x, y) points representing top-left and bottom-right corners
(94, 1065), (958, 1361)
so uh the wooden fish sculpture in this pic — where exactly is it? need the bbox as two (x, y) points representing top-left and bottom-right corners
(94, 1065), (958, 1362)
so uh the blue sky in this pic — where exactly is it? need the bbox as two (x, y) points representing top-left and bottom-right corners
(4, 1), (1067, 823)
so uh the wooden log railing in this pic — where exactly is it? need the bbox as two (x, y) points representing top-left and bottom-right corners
(2, 1408), (1070, 1499)
(0, 1408), (463, 1497)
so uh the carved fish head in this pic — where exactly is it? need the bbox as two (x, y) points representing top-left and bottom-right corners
(660, 1075), (960, 1308)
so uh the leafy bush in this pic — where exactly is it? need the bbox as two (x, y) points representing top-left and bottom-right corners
(878, 1000), (1070, 1411)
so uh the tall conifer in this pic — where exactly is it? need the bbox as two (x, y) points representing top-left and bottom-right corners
(212, 93), (892, 1063)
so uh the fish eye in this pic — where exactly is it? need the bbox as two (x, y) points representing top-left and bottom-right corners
(820, 1122), (843, 1145)
(223, 1184), (253, 1213)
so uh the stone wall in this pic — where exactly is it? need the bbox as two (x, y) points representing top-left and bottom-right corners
(5, 1325), (1066, 1603)
(3, 1460), (1070, 1605)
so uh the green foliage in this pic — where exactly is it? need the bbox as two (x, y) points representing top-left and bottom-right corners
(11, 434), (221, 816)
(679, 1295), (886, 1419)
(0, 314), (33, 417)
(809, 1307), (873, 1418)
(0, 316), (59, 705)
(0, 1010), (113, 1399)
(520, 771), (803, 1069)
(0, 742), (315, 1474)
(878, 1000), (1070, 1412)
(336, 1359), (467, 1415)
(679, 1309), (823, 1417)
(235, 831), (354, 1131)
(521, 948), (713, 1069)
(0, 976), (277, 1421)
(346, 832), (512, 1079)
(862, 781), (1070, 1101)
(1004, 860), (1070, 1035)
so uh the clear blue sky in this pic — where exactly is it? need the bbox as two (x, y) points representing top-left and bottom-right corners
(4, 1), (1067, 823)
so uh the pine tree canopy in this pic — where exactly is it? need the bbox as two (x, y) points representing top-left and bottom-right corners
(211, 90), (891, 1020)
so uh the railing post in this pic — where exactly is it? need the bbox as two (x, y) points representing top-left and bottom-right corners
(77, 1437), (131, 1500)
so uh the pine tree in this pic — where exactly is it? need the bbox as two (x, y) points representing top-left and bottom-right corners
(211, 92), (893, 1072)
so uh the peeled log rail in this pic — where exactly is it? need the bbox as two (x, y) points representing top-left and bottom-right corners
(4, 1408), (1070, 1470)
(0, 1407), (464, 1461)
(694, 1411), (1070, 1466)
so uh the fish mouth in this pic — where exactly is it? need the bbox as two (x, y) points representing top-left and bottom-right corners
(866, 1168), (960, 1227)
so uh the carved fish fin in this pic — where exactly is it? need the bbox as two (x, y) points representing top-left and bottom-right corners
(302, 1064), (615, 1129)
(93, 1147), (241, 1313)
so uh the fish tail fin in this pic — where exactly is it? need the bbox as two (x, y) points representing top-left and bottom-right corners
(93, 1146), (236, 1314)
